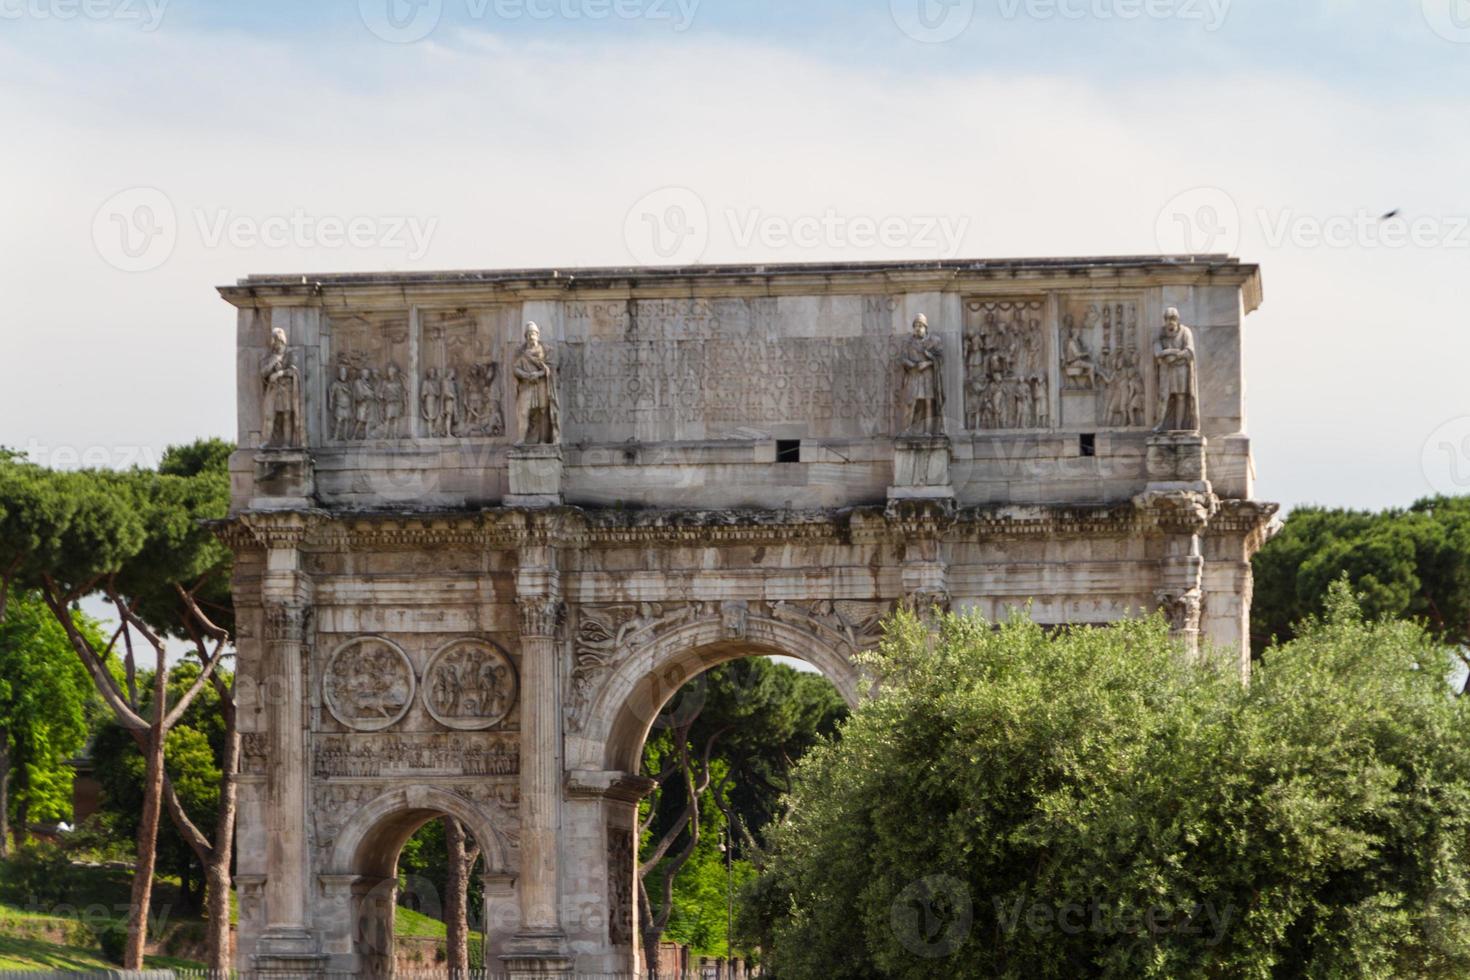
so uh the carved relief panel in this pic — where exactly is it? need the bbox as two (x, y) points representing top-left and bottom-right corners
(321, 637), (417, 732)
(607, 827), (635, 947)
(323, 311), (412, 443)
(418, 307), (519, 440)
(1058, 296), (1147, 429)
(962, 298), (1049, 432)
(422, 639), (519, 731)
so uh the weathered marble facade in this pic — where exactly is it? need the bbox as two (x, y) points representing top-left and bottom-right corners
(220, 257), (1275, 978)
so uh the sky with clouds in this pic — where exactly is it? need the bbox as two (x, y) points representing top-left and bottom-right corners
(2, 0), (1468, 511)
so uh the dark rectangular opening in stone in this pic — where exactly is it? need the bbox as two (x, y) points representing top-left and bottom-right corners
(777, 440), (802, 464)
(1080, 434), (1097, 458)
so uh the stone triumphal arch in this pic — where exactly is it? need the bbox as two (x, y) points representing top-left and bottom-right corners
(219, 257), (1277, 977)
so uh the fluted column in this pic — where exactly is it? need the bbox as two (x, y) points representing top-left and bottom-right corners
(243, 514), (326, 974)
(505, 550), (573, 978)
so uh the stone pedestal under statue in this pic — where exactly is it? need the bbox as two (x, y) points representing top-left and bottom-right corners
(889, 435), (954, 503)
(251, 450), (314, 510)
(1146, 432), (1209, 493)
(508, 445), (564, 508)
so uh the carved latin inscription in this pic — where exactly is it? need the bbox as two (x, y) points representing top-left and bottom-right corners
(560, 299), (892, 432)
(321, 637), (416, 732)
(422, 639), (519, 731)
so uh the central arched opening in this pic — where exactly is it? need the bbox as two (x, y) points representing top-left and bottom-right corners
(589, 620), (862, 978)
(323, 787), (514, 979)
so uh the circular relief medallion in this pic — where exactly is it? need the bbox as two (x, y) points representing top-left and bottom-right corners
(422, 639), (518, 731)
(321, 637), (416, 733)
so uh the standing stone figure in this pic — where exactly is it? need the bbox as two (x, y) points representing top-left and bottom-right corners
(352, 368), (377, 440)
(328, 365), (353, 442)
(440, 368), (461, 438)
(421, 368), (442, 436)
(1154, 307), (1200, 432)
(900, 314), (945, 436)
(378, 364), (407, 439)
(513, 322), (561, 446)
(260, 327), (304, 448)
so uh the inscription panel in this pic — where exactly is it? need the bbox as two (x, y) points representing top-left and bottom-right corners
(559, 298), (897, 440)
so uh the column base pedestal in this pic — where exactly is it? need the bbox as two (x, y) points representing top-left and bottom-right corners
(502, 931), (574, 979)
(251, 929), (327, 979)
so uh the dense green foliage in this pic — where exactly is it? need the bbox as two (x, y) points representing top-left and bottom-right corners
(0, 594), (99, 828)
(762, 596), (1470, 979)
(1253, 496), (1470, 662)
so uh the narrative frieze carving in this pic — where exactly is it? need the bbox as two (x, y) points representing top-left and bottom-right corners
(420, 308), (516, 440)
(325, 311), (411, 442)
(1059, 296), (1147, 429)
(321, 637), (416, 732)
(560, 298), (893, 431)
(963, 299), (1048, 431)
(312, 732), (521, 778)
(422, 639), (519, 731)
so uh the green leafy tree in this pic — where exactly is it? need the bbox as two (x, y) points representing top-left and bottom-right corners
(764, 600), (1470, 979)
(1252, 497), (1470, 672)
(0, 592), (98, 855)
(0, 442), (237, 970)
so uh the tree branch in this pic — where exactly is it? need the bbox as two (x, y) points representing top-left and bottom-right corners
(38, 577), (147, 731)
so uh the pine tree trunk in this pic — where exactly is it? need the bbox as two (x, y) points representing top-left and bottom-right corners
(125, 678), (168, 970)
(445, 817), (471, 979)
(203, 704), (238, 975)
(0, 735), (11, 859)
